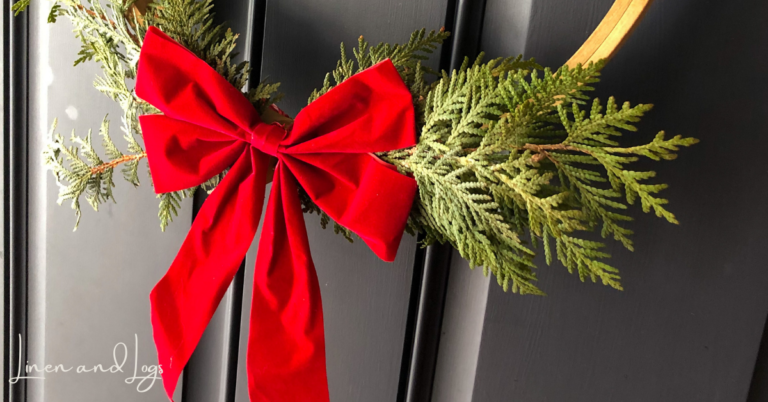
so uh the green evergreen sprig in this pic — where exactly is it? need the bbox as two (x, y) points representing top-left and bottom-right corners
(377, 56), (697, 293)
(43, 117), (117, 228)
(304, 34), (696, 293)
(26, 0), (279, 230)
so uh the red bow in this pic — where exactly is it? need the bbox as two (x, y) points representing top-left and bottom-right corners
(136, 27), (417, 401)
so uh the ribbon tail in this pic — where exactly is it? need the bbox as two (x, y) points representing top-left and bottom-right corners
(150, 148), (270, 401)
(247, 161), (330, 402)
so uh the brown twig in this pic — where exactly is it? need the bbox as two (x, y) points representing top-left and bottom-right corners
(521, 143), (584, 153)
(75, 4), (141, 45)
(403, 142), (588, 158)
(90, 153), (146, 175)
(521, 143), (591, 163)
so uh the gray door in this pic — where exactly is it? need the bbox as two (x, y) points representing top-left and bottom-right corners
(433, 1), (768, 401)
(5, 0), (768, 402)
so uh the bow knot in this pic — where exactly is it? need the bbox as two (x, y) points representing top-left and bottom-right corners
(136, 27), (418, 402)
(249, 122), (286, 157)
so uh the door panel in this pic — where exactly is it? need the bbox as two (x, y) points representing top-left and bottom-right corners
(430, 250), (490, 402)
(25, 2), (190, 401)
(180, 2), (256, 401)
(430, 1), (532, 399)
(233, 2), (448, 400)
(469, 0), (768, 401)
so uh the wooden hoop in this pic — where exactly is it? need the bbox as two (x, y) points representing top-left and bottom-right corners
(565, 0), (654, 68)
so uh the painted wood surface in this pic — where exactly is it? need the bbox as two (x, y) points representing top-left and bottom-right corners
(0, 2), (5, 398)
(181, 2), (256, 401)
(232, 1), (449, 401)
(470, 0), (768, 401)
(24, 2), (191, 401)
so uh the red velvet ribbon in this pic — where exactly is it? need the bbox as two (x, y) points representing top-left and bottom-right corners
(135, 27), (417, 401)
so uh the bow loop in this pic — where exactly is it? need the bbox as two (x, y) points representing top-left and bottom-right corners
(136, 26), (418, 402)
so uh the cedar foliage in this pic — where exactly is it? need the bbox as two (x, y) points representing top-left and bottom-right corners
(307, 34), (696, 294)
(29, 0), (280, 229)
(19, 0), (696, 293)
(384, 58), (697, 294)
